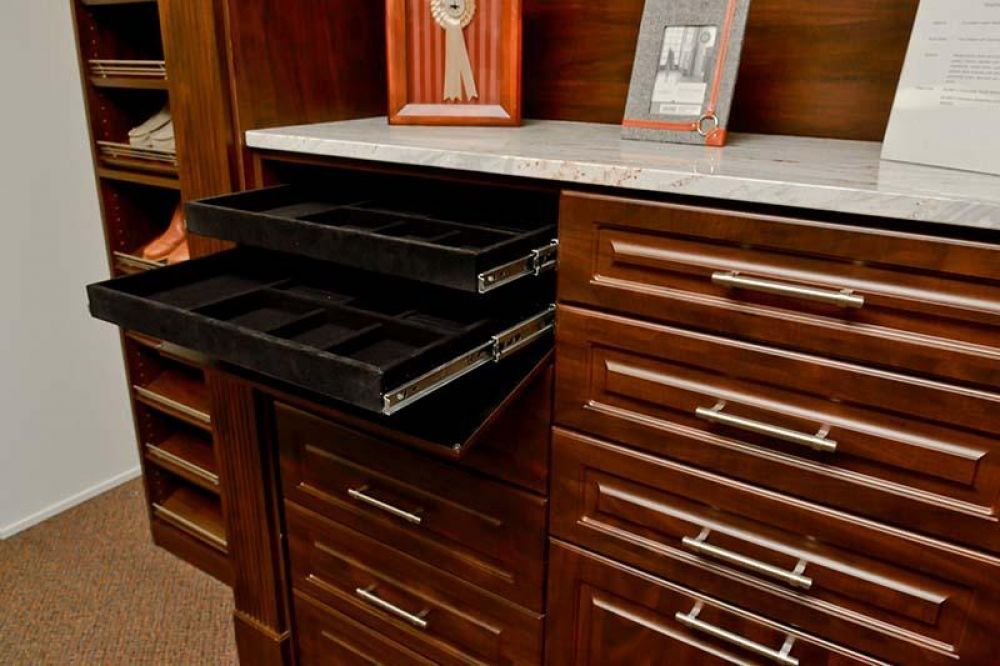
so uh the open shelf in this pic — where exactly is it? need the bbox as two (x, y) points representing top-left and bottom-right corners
(81, 0), (157, 6)
(75, 1), (163, 62)
(146, 427), (219, 492)
(133, 364), (211, 431)
(98, 142), (177, 176)
(97, 166), (179, 190)
(152, 484), (227, 553)
(91, 75), (168, 90)
(113, 251), (165, 274)
(125, 331), (207, 369)
(100, 178), (180, 276)
(84, 85), (174, 174)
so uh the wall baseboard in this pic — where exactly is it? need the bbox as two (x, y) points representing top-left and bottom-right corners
(0, 466), (142, 540)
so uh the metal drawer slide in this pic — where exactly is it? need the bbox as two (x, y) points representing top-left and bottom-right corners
(382, 305), (556, 415)
(478, 240), (559, 293)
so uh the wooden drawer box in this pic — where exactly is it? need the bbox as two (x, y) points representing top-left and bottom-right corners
(558, 192), (1000, 389)
(555, 305), (1000, 552)
(550, 429), (1000, 665)
(294, 590), (435, 666)
(287, 502), (544, 665)
(276, 402), (548, 611)
(547, 540), (887, 666)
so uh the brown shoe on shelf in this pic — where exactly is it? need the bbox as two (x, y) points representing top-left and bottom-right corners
(141, 203), (186, 260)
(165, 237), (190, 265)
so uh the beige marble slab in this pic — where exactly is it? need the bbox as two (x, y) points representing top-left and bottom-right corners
(247, 117), (1000, 232)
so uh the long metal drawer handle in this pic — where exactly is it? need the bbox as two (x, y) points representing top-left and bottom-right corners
(683, 528), (812, 590)
(676, 602), (798, 666)
(355, 585), (429, 630)
(712, 271), (864, 309)
(347, 485), (423, 525)
(696, 402), (837, 453)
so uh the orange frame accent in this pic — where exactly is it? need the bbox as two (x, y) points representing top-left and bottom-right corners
(623, 0), (740, 145)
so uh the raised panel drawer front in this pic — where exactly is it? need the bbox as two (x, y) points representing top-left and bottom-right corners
(550, 430), (1000, 665)
(295, 590), (437, 666)
(555, 305), (1000, 552)
(287, 503), (544, 666)
(276, 402), (548, 611)
(559, 192), (1000, 389)
(546, 541), (887, 666)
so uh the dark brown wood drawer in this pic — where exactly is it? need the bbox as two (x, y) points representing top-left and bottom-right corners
(287, 502), (544, 665)
(556, 305), (1000, 552)
(294, 590), (436, 666)
(550, 429), (1000, 665)
(559, 192), (1000, 389)
(277, 402), (548, 611)
(547, 540), (888, 666)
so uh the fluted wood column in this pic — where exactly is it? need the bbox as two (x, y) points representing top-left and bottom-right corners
(209, 371), (293, 666)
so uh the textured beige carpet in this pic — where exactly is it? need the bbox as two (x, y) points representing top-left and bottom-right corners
(0, 479), (237, 665)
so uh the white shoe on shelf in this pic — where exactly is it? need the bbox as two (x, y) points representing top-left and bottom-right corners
(128, 105), (171, 148)
(149, 120), (175, 153)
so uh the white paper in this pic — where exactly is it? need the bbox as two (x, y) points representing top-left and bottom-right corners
(882, 0), (1000, 175)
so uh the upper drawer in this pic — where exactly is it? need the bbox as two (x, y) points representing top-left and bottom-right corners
(551, 430), (1000, 666)
(88, 247), (554, 420)
(555, 306), (1000, 552)
(559, 192), (1000, 388)
(187, 182), (558, 293)
(276, 402), (548, 611)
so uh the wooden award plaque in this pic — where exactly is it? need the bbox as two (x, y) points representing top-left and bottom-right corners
(385, 0), (522, 126)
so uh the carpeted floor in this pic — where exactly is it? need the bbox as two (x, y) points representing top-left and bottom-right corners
(0, 479), (238, 665)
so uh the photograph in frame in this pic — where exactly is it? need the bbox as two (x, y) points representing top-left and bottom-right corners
(623, 0), (751, 146)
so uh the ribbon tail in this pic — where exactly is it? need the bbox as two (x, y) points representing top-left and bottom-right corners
(456, 30), (478, 100)
(444, 25), (478, 101)
(443, 26), (461, 100)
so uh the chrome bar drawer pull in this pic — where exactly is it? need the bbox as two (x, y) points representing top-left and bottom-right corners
(355, 585), (430, 630)
(696, 402), (837, 453)
(712, 271), (865, 309)
(347, 485), (423, 525)
(676, 602), (799, 666)
(682, 528), (813, 590)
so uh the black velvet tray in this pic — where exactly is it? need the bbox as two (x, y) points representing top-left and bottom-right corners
(88, 248), (554, 413)
(185, 183), (558, 292)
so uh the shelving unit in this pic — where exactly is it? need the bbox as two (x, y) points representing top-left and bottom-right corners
(71, 0), (229, 584)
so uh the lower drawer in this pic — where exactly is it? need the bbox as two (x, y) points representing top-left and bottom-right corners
(551, 429), (1000, 665)
(546, 540), (884, 666)
(286, 501), (544, 665)
(294, 590), (435, 666)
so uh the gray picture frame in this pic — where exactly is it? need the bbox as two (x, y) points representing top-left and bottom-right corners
(623, 0), (751, 146)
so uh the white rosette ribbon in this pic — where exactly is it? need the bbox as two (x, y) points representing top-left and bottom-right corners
(431, 0), (479, 102)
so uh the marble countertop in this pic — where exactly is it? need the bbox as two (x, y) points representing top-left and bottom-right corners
(247, 117), (1000, 231)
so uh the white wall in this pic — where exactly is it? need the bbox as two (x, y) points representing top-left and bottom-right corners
(0, 1), (139, 538)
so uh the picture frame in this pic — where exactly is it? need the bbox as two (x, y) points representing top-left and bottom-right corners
(385, 0), (522, 126)
(622, 0), (751, 146)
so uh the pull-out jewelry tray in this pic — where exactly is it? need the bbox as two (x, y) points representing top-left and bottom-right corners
(88, 248), (555, 415)
(186, 182), (558, 293)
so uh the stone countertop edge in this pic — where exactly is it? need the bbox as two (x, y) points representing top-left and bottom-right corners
(246, 117), (1000, 233)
